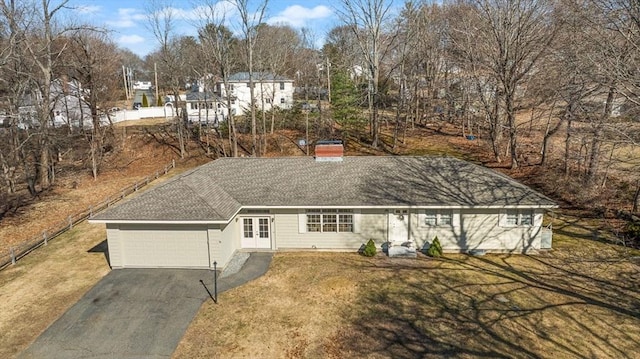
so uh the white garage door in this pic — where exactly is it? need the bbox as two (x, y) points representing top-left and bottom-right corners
(119, 226), (210, 268)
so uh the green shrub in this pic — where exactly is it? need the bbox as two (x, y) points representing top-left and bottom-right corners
(427, 236), (443, 257)
(157, 96), (163, 106)
(142, 93), (149, 107)
(362, 239), (377, 257)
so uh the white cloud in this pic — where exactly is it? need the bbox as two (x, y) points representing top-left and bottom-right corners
(76, 5), (101, 14)
(153, 3), (236, 23)
(268, 5), (332, 27)
(107, 8), (147, 28)
(118, 34), (145, 45)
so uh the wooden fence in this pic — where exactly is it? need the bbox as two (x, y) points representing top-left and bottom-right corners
(0, 159), (176, 270)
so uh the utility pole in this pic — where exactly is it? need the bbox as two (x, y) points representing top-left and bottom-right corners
(122, 65), (129, 99)
(154, 62), (159, 106)
(326, 57), (331, 103)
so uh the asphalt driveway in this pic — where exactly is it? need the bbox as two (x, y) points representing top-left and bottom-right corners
(18, 252), (272, 359)
(18, 268), (212, 359)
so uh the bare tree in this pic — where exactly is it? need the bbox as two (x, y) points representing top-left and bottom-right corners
(254, 23), (300, 137)
(451, 0), (557, 169)
(336, 0), (394, 148)
(65, 30), (120, 179)
(146, 0), (189, 158)
(0, 0), (30, 195)
(232, 0), (269, 156)
(396, 2), (452, 135)
(0, 0), (83, 191)
(195, 0), (240, 156)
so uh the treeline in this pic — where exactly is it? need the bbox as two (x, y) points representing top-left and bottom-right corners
(144, 0), (640, 210)
(1, 0), (639, 216)
(0, 0), (138, 202)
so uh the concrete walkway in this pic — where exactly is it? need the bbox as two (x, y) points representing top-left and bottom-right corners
(18, 252), (273, 359)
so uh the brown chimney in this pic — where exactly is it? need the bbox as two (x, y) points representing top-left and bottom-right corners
(315, 140), (343, 162)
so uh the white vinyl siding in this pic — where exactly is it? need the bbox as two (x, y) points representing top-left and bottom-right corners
(207, 227), (221, 267)
(411, 209), (543, 253)
(217, 220), (238, 268)
(284, 209), (382, 249)
(102, 208), (547, 270)
(106, 223), (122, 267)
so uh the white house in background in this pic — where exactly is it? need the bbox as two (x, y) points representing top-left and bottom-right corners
(184, 91), (228, 125)
(216, 72), (294, 115)
(90, 142), (557, 270)
(133, 81), (153, 90)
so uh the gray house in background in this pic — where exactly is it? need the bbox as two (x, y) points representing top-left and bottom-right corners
(89, 143), (557, 270)
(18, 78), (94, 129)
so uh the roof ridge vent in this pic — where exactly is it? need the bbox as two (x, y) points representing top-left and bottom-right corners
(314, 140), (343, 162)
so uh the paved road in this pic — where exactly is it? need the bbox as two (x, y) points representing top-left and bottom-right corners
(133, 89), (156, 108)
(19, 252), (273, 359)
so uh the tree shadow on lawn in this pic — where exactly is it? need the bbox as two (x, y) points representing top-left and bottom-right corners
(328, 253), (640, 359)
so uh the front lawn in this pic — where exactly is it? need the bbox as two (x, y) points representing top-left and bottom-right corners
(174, 214), (640, 358)
(0, 222), (110, 358)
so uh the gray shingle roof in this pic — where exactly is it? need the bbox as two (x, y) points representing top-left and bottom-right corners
(91, 156), (556, 222)
(228, 72), (292, 82)
(185, 92), (223, 102)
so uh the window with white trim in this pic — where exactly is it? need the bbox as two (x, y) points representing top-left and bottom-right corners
(423, 209), (453, 226)
(503, 210), (533, 226)
(506, 211), (518, 226)
(306, 209), (353, 232)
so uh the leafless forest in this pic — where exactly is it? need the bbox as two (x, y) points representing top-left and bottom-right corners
(0, 0), (639, 242)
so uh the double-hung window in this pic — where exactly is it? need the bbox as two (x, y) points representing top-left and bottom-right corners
(424, 210), (452, 226)
(306, 209), (353, 233)
(306, 213), (321, 232)
(503, 210), (533, 226)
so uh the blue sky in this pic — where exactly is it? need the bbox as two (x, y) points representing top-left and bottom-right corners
(68, 0), (341, 58)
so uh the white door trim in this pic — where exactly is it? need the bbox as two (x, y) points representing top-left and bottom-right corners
(240, 216), (272, 249)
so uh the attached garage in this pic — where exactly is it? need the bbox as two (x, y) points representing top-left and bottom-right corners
(107, 224), (211, 269)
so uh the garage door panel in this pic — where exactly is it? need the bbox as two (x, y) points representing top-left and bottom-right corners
(120, 228), (209, 268)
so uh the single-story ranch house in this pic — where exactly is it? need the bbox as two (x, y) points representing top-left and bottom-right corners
(90, 143), (557, 270)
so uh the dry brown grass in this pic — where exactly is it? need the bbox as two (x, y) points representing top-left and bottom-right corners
(174, 214), (640, 359)
(0, 221), (110, 358)
(0, 135), (208, 255)
(113, 118), (172, 127)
